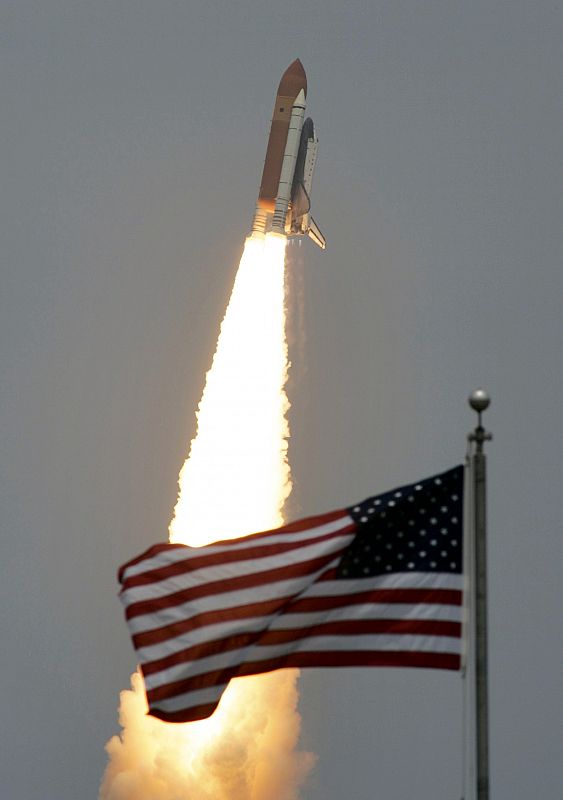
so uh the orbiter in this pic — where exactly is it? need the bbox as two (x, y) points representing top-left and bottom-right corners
(251, 59), (325, 249)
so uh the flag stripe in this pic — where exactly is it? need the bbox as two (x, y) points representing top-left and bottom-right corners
(133, 589), (462, 663)
(125, 569), (343, 636)
(121, 528), (350, 590)
(151, 704), (219, 723)
(147, 647), (461, 724)
(125, 549), (348, 620)
(146, 643), (461, 704)
(121, 526), (354, 604)
(310, 571), (463, 593)
(127, 578), (461, 640)
(142, 619), (462, 681)
(119, 511), (350, 582)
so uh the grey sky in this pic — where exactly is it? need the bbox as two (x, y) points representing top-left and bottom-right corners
(2, 1), (562, 798)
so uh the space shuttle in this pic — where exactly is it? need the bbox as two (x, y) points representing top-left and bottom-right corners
(251, 59), (325, 249)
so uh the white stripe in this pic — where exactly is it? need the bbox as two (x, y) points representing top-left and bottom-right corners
(144, 644), (254, 689)
(126, 568), (461, 636)
(255, 632), (462, 657)
(144, 633), (461, 691)
(136, 612), (278, 664)
(270, 602), (463, 630)
(136, 601), (463, 664)
(122, 515), (352, 580)
(307, 571), (464, 596)
(125, 561), (339, 635)
(121, 530), (352, 606)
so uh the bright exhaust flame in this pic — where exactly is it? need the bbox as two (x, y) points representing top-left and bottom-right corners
(170, 234), (291, 545)
(100, 234), (315, 800)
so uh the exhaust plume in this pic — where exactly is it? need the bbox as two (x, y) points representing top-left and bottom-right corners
(100, 234), (315, 799)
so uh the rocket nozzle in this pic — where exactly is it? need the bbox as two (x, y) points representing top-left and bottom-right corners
(251, 206), (268, 236)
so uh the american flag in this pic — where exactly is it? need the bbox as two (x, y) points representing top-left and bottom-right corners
(119, 465), (464, 723)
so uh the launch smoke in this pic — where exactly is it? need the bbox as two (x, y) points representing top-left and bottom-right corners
(100, 234), (315, 800)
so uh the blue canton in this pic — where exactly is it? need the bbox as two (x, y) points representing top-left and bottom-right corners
(338, 466), (464, 578)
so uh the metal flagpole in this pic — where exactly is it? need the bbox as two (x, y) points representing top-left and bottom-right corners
(467, 389), (492, 800)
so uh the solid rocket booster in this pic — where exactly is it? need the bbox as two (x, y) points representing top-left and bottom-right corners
(251, 59), (325, 249)
(271, 89), (306, 232)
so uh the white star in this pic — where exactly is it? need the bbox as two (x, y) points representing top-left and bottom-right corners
(375, 499), (381, 506)
(452, 494), (459, 501)
(398, 554), (404, 560)
(434, 478), (442, 485)
(441, 551), (447, 557)
(451, 517), (458, 524)
(408, 541), (415, 548)
(430, 517), (437, 525)
(431, 539), (437, 546)
(450, 562), (457, 569)
(415, 484), (422, 491)
(394, 491), (402, 498)
(408, 562), (415, 569)
(441, 506), (448, 513)
(353, 506), (361, 512)
(420, 529), (427, 536)
(388, 500), (396, 507)
(397, 531), (404, 538)
(452, 540), (458, 546)
(419, 550), (427, 557)
(430, 561), (437, 568)
(361, 516), (368, 522)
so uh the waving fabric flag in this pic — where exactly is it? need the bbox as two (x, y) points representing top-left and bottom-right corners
(119, 465), (464, 723)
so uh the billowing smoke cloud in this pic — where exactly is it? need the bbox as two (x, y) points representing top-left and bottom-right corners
(100, 670), (314, 800)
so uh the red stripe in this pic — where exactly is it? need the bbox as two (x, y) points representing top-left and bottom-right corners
(261, 619), (461, 644)
(143, 630), (264, 676)
(122, 524), (354, 591)
(146, 649), (461, 703)
(133, 596), (289, 648)
(142, 619), (462, 677)
(126, 550), (343, 620)
(119, 510), (348, 584)
(319, 567), (339, 581)
(118, 543), (186, 584)
(237, 650), (461, 674)
(132, 587), (462, 648)
(149, 701), (221, 723)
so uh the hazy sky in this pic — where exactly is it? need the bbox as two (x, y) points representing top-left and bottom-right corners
(2, 2), (562, 798)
